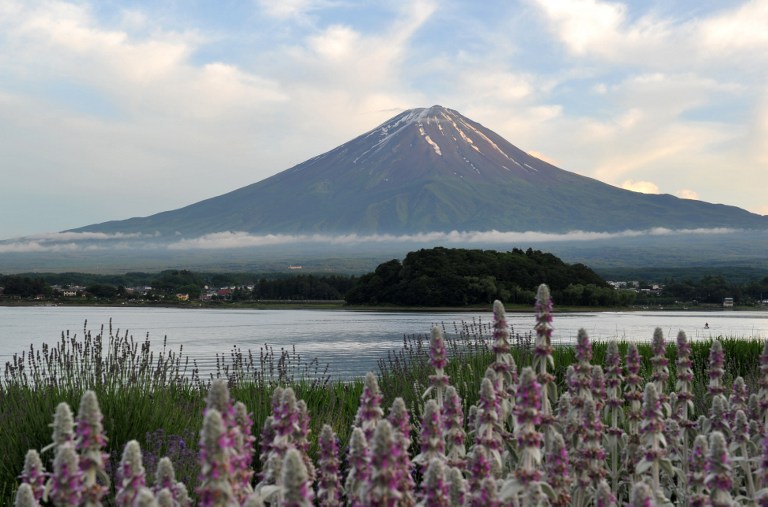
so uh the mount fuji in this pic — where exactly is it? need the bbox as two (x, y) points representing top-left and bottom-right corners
(73, 105), (768, 237)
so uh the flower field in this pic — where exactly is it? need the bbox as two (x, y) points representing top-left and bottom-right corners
(6, 284), (768, 505)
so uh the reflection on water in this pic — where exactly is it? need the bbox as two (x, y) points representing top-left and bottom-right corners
(1, 306), (767, 378)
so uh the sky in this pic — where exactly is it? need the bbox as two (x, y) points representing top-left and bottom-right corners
(1, 0), (767, 240)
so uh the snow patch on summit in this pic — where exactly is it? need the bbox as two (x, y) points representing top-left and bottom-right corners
(418, 123), (442, 156)
(458, 118), (512, 160)
(424, 135), (442, 156)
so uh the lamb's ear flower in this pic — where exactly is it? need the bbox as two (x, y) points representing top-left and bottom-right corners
(387, 398), (416, 505)
(512, 366), (544, 494)
(49, 443), (84, 507)
(153, 457), (189, 506)
(595, 479), (616, 507)
(447, 466), (467, 507)
(688, 435), (709, 507)
(466, 445), (491, 493)
(650, 328), (669, 400)
(414, 399), (446, 468)
(706, 431), (734, 506)
(133, 487), (158, 507)
(544, 432), (571, 507)
(14, 484), (37, 507)
(292, 400), (316, 484)
(316, 424), (342, 507)
(76, 390), (109, 505)
(443, 386), (466, 468)
(116, 440), (146, 507)
(709, 394), (731, 437)
(624, 343), (644, 435)
(629, 482), (653, 507)
(355, 372), (384, 442)
(205, 378), (232, 415)
(708, 340), (726, 397)
(469, 477), (501, 507)
(429, 326), (448, 371)
(281, 448), (314, 507)
(44, 402), (75, 453)
(233, 401), (256, 478)
(366, 420), (402, 506)
(155, 488), (174, 507)
(471, 377), (503, 476)
(197, 409), (236, 507)
(344, 427), (370, 506)
(575, 329), (592, 364)
(419, 459), (450, 507)
(19, 449), (46, 503)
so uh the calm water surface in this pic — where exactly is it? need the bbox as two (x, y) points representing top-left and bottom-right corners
(2, 306), (767, 378)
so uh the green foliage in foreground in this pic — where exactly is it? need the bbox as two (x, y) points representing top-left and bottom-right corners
(1, 317), (764, 502)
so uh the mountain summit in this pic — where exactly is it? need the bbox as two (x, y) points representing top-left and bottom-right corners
(75, 105), (768, 236)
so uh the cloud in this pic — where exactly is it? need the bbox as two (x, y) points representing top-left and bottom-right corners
(0, 227), (739, 253)
(620, 180), (659, 194)
(165, 228), (737, 250)
(676, 189), (699, 200)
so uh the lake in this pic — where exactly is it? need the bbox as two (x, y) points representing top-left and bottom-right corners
(2, 306), (767, 379)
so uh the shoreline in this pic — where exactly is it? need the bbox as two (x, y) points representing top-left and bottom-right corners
(0, 299), (761, 313)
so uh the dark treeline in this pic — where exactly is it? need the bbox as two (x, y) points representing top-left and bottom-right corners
(345, 247), (629, 307)
(0, 271), (356, 301)
(662, 274), (768, 305)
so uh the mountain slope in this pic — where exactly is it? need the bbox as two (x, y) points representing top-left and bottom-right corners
(74, 105), (768, 236)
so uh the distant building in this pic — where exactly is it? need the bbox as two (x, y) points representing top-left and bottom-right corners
(723, 297), (734, 308)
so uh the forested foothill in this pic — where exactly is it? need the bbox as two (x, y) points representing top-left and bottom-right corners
(345, 247), (628, 307)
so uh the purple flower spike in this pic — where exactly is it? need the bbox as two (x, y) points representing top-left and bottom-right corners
(50, 402), (75, 449)
(344, 428), (370, 506)
(366, 420), (402, 506)
(14, 483), (37, 507)
(355, 372), (384, 443)
(387, 398), (416, 505)
(76, 390), (109, 505)
(515, 367), (543, 428)
(469, 477), (500, 507)
(197, 409), (235, 507)
(427, 327), (451, 407)
(414, 399), (446, 468)
(595, 479), (616, 507)
(706, 431), (734, 506)
(281, 448), (314, 507)
(317, 425), (342, 507)
(443, 386), (466, 468)
(629, 482), (654, 507)
(575, 328), (592, 363)
(534, 284), (554, 347)
(545, 433), (571, 507)
(429, 326), (448, 371)
(48, 443), (83, 506)
(232, 401), (256, 501)
(688, 435), (709, 507)
(19, 450), (46, 503)
(708, 340), (726, 397)
(421, 459), (450, 507)
(153, 457), (190, 506)
(624, 343), (644, 433)
(447, 466), (467, 507)
(115, 440), (147, 507)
